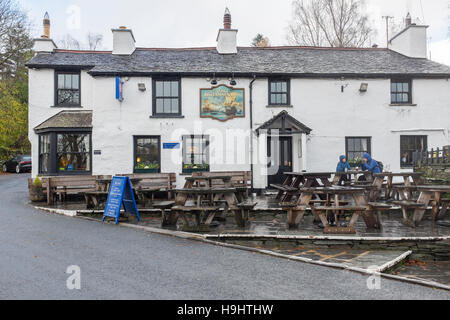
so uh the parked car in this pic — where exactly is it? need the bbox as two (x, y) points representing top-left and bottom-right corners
(2, 155), (32, 174)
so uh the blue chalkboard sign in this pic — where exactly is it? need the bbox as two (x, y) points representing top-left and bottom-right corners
(103, 176), (140, 225)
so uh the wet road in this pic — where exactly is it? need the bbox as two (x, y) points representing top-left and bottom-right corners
(0, 174), (448, 300)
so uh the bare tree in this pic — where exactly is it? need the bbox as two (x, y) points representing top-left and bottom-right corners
(57, 34), (81, 50)
(287, 0), (373, 47)
(87, 32), (103, 50)
(57, 32), (103, 50)
(0, 0), (32, 76)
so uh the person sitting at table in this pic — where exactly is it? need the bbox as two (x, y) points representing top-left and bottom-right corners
(336, 155), (351, 185)
(361, 153), (381, 175)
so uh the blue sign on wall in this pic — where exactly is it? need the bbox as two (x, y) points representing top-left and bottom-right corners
(116, 76), (124, 102)
(163, 143), (180, 150)
(103, 176), (140, 225)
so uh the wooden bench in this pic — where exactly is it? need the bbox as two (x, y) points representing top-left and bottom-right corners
(118, 173), (176, 202)
(435, 198), (450, 221)
(315, 206), (368, 234)
(153, 201), (176, 227)
(392, 200), (426, 227)
(193, 171), (252, 201)
(235, 201), (257, 227)
(171, 206), (220, 232)
(390, 185), (418, 201)
(42, 176), (97, 205)
(83, 191), (109, 210)
(368, 202), (392, 229)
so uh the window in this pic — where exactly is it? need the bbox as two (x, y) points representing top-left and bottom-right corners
(56, 72), (80, 106)
(39, 134), (51, 174)
(182, 135), (209, 173)
(346, 137), (372, 163)
(391, 79), (412, 104)
(57, 133), (91, 172)
(134, 136), (160, 173)
(400, 136), (427, 168)
(153, 78), (181, 116)
(269, 79), (290, 105)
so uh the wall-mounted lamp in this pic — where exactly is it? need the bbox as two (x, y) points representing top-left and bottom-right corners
(229, 73), (237, 86)
(359, 83), (369, 92)
(138, 83), (146, 92)
(211, 73), (218, 86)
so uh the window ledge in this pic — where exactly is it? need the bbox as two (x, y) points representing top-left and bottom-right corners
(150, 115), (185, 119)
(51, 105), (84, 108)
(389, 104), (417, 107)
(266, 105), (293, 108)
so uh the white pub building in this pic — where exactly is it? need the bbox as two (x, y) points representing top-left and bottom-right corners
(27, 10), (450, 191)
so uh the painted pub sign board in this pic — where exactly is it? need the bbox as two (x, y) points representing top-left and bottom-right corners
(200, 85), (245, 122)
(103, 176), (140, 225)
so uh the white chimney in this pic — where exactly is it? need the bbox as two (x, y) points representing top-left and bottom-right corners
(33, 12), (57, 54)
(389, 13), (428, 59)
(217, 8), (238, 55)
(112, 27), (136, 55)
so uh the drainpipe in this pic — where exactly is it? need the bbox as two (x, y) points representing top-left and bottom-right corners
(249, 74), (257, 193)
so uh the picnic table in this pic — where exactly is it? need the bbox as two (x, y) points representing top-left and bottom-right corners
(372, 172), (423, 201)
(394, 185), (450, 227)
(281, 186), (378, 234)
(273, 172), (333, 202)
(170, 186), (253, 231)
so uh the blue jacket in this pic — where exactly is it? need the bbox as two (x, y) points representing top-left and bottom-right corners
(336, 155), (351, 172)
(362, 153), (381, 174)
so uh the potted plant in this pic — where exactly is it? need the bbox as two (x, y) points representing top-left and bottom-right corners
(348, 158), (362, 169)
(29, 176), (46, 202)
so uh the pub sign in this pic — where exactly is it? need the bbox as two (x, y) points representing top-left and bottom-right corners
(200, 85), (245, 122)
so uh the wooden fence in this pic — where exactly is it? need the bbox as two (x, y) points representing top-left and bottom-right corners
(413, 145), (450, 166)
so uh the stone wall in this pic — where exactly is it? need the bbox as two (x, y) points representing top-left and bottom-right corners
(415, 163), (450, 185)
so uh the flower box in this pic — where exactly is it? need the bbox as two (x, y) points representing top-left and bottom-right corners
(182, 168), (209, 174)
(135, 169), (160, 174)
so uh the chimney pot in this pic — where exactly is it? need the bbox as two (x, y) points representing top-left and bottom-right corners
(405, 12), (412, 27)
(224, 8), (232, 29)
(43, 12), (50, 39)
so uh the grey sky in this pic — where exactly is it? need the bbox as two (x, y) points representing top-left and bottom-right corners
(19, 0), (450, 64)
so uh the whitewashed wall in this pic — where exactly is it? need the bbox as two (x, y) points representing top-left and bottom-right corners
(29, 69), (450, 189)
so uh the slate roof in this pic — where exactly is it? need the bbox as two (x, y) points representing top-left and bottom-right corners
(26, 46), (450, 77)
(34, 110), (93, 132)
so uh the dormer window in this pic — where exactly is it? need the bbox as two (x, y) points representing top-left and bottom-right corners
(391, 79), (412, 104)
(55, 71), (81, 106)
(269, 78), (290, 106)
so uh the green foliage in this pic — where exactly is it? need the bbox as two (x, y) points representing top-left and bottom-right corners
(33, 176), (42, 187)
(251, 34), (270, 47)
(0, 79), (30, 160)
(135, 161), (160, 170)
(0, 1), (33, 161)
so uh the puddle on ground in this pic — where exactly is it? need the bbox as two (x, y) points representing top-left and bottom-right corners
(391, 261), (450, 286)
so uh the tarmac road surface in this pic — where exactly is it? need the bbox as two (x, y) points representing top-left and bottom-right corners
(0, 174), (448, 300)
